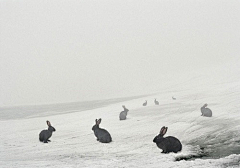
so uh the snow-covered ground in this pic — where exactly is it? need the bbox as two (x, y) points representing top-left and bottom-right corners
(1, 65), (240, 168)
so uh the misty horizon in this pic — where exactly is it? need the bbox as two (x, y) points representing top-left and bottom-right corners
(1, 0), (239, 106)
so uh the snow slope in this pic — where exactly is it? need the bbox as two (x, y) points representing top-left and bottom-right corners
(1, 64), (240, 168)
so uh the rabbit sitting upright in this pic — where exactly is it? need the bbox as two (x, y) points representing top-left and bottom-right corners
(153, 126), (182, 153)
(119, 105), (129, 120)
(92, 118), (112, 143)
(39, 120), (56, 143)
(201, 104), (212, 117)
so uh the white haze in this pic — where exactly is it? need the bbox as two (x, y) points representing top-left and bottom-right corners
(0, 0), (240, 106)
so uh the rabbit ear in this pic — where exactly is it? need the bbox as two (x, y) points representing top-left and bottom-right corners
(95, 119), (98, 124)
(96, 118), (102, 125)
(162, 127), (168, 136)
(160, 126), (165, 134)
(46, 120), (51, 126)
(160, 126), (168, 136)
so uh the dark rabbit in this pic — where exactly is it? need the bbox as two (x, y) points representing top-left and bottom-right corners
(154, 98), (159, 105)
(119, 105), (129, 120)
(92, 118), (112, 143)
(153, 126), (182, 153)
(39, 121), (56, 143)
(201, 104), (212, 117)
(143, 100), (147, 106)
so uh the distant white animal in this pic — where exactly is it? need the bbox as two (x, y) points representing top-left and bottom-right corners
(143, 100), (147, 106)
(154, 99), (159, 105)
(201, 104), (212, 117)
(172, 97), (176, 100)
(119, 105), (129, 120)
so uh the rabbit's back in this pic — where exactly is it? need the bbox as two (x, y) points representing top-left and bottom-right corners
(119, 111), (127, 120)
(166, 136), (182, 153)
(154, 99), (159, 105)
(157, 136), (182, 153)
(95, 128), (112, 143)
(201, 107), (212, 117)
(39, 130), (52, 142)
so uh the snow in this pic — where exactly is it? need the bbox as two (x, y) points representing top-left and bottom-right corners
(1, 65), (240, 167)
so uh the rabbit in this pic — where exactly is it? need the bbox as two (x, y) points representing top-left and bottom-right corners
(154, 98), (159, 105)
(119, 105), (129, 120)
(92, 118), (112, 143)
(143, 100), (147, 106)
(201, 104), (212, 117)
(39, 120), (56, 143)
(153, 126), (182, 153)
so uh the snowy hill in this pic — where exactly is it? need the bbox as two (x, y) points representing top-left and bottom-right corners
(1, 64), (240, 167)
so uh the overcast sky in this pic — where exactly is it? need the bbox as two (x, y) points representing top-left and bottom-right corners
(0, 0), (240, 106)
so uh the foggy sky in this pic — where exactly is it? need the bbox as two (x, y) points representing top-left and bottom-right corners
(1, 0), (240, 106)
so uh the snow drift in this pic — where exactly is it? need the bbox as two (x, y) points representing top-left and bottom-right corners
(1, 64), (240, 168)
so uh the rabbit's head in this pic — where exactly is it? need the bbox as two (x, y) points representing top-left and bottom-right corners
(153, 126), (168, 143)
(92, 118), (101, 131)
(202, 104), (208, 108)
(47, 120), (56, 132)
